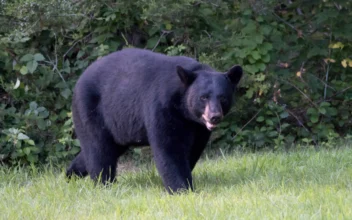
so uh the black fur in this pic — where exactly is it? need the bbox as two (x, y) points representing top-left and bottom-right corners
(66, 48), (242, 193)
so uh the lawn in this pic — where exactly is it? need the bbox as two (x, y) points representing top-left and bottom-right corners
(1, 147), (352, 219)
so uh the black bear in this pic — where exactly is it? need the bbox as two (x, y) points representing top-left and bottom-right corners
(66, 48), (242, 193)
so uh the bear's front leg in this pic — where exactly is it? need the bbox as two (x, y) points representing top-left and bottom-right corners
(151, 140), (193, 194)
(147, 121), (194, 194)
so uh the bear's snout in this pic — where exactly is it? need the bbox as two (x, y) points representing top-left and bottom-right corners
(209, 113), (222, 124)
(202, 103), (223, 130)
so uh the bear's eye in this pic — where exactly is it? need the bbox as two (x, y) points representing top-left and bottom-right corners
(219, 96), (227, 103)
(200, 95), (208, 101)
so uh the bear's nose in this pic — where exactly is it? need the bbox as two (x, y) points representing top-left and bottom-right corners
(210, 115), (222, 124)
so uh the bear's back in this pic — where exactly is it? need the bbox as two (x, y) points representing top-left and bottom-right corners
(90, 48), (200, 76)
(78, 48), (210, 106)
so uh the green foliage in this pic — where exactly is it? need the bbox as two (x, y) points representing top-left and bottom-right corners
(0, 0), (352, 164)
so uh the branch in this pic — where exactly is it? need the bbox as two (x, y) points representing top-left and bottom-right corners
(276, 78), (318, 108)
(318, 86), (352, 103)
(45, 32), (66, 84)
(272, 12), (304, 37)
(232, 108), (263, 140)
(286, 109), (317, 145)
(202, 30), (211, 39)
(308, 72), (336, 92)
(324, 31), (333, 100)
(63, 32), (92, 58)
(4, 48), (17, 61)
(152, 31), (172, 52)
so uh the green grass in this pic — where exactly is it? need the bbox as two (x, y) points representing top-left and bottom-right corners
(1, 147), (352, 219)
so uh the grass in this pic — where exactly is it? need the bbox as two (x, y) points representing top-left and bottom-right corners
(1, 147), (352, 219)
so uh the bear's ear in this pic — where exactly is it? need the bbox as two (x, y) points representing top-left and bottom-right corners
(226, 65), (243, 85)
(176, 65), (197, 86)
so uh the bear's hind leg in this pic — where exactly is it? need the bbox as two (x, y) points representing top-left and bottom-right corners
(83, 133), (128, 184)
(72, 88), (129, 184)
(66, 152), (88, 178)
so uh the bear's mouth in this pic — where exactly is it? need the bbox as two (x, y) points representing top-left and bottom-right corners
(202, 115), (217, 131)
(205, 120), (217, 130)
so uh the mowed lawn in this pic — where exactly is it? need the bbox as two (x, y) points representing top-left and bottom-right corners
(1, 147), (352, 219)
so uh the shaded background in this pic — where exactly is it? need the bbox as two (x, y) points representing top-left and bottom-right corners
(0, 0), (351, 164)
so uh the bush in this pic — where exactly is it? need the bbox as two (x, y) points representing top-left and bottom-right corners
(1, 0), (351, 164)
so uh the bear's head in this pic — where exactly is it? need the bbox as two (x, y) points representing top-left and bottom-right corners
(177, 65), (242, 131)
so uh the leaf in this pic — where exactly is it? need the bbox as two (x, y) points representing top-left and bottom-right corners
(327, 107), (338, 116)
(262, 42), (273, 51)
(27, 154), (38, 163)
(165, 23), (172, 30)
(23, 147), (31, 155)
(17, 133), (29, 140)
(34, 53), (45, 61)
(20, 54), (34, 62)
(37, 107), (46, 112)
(61, 88), (72, 99)
(255, 73), (265, 81)
(243, 9), (252, 16)
(319, 107), (326, 115)
(281, 123), (290, 129)
(14, 78), (20, 89)
(89, 37), (99, 43)
(93, 26), (109, 34)
(77, 51), (85, 59)
(319, 102), (330, 107)
(27, 60), (38, 74)
(265, 119), (274, 126)
(30, 101), (38, 110)
(302, 138), (310, 143)
(329, 42), (344, 49)
(244, 65), (259, 74)
(261, 54), (270, 63)
(341, 59), (352, 68)
(307, 108), (317, 115)
(268, 131), (278, 137)
(307, 47), (328, 58)
(280, 111), (289, 118)
(242, 21), (256, 34)
(341, 59), (347, 68)
(260, 25), (272, 36)
(62, 59), (71, 73)
(146, 37), (159, 49)
(148, 26), (160, 36)
(310, 115), (319, 123)
(245, 88), (254, 98)
(254, 35), (263, 44)
(251, 51), (261, 60)
(27, 140), (35, 145)
(20, 66), (28, 75)
(37, 119), (47, 130)
(256, 116), (265, 122)
(38, 110), (49, 119)
(20, 37), (31, 43)
(256, 63), (266, 71)
(236, 49), (247, 58)
(248, 56), (256, 64)
(324, 58), (336, 63)
(73, 139), (80, 147)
